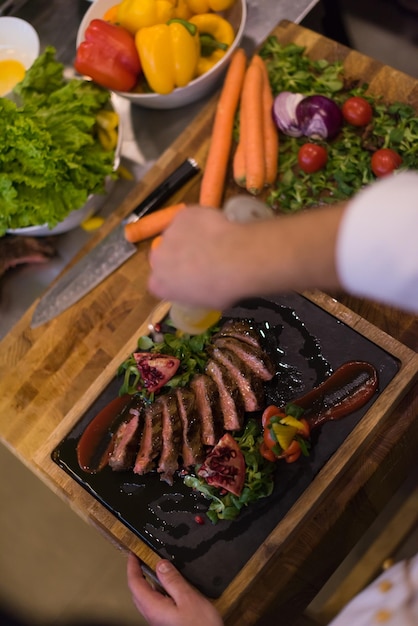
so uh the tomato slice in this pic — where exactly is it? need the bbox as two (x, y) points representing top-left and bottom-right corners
(197, 433), (246, 497)
(261, 405), (286, 429)
(278, 440), (302, 463)
(260, 441), (277, 463)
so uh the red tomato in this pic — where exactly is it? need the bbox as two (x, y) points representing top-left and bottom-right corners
(261, 405), (286, 430)
(279, 440), (302, 464)
(260, 441), (277, 462)
(298, 143), (328, 174)
(197, 433), (245, 497)
(298, 417), (311, 439)
(263, 424), (277, 451)
(342, 96), (373, 126)
(371, 148), (403, 177)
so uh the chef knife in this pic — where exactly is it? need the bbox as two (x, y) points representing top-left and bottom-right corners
(31, 157), (200, 328)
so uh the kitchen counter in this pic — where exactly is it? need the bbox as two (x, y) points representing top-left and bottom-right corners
(1, 5), (418, 625)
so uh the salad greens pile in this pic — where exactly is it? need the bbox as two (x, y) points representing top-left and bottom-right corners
(185, 419), (275, 524)
(118, 323), (218, 399)
(0, 47), (116, 235)
(258, 38), (418, 212)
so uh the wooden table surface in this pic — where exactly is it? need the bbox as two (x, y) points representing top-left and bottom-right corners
(1, 20), (418, 626)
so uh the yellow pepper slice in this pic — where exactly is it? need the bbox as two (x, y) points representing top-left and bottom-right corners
(116, 0), (176, 34)
(190, 13), (234, 75)
(135, 19), (200, 94)
(185, 0), (236, 13)
(271, 423), (299, 451)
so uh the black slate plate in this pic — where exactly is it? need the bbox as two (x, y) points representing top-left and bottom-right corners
(52, 293), (399, 598)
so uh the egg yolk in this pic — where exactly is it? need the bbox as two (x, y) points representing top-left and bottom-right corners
(0, 60), (26, 96)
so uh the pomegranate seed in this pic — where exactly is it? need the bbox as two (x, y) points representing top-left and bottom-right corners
(194, 515), (205, 525)
(153, 323), (161, 333)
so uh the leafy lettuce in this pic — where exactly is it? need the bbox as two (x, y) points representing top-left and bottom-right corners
(0, 47), (116, 235)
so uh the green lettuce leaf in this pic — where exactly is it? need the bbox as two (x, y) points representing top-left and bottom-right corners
(0, 47), (116, 235)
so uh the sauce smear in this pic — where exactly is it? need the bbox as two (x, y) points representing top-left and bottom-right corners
(77, 394), (131, 473)
(294, 361), (378, 428)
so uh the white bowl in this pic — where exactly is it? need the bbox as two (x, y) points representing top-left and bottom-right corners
(76, 0), (247, 109)
(0, 17), (40, 68)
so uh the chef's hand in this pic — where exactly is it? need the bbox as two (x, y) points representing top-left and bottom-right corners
(127, 553), (224, 626)
(147, 205), (256, 310)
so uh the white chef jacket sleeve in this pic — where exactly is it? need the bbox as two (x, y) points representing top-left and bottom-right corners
(328, 554), (418, 626)
(336, 171), (418, 313)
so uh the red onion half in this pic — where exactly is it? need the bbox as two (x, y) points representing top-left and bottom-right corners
(296, 95), (343, 140)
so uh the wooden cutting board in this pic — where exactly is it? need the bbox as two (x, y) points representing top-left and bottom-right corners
(1, 19), (418, 626)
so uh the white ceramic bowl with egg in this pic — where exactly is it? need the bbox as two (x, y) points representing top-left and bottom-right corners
(0, 17), (40, 96)
(76, 0), (247, 109)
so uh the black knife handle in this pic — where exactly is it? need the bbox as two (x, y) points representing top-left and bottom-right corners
(132, 157), (200, 221)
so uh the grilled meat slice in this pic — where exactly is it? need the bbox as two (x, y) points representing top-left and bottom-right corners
(205, 359), (245, 431)
(214, 336), (275, 381)
(213, 319), (261, 349)
(133, 398), (164, 475)
(158, 392), (183, 485)
(0, 235), (56, 278)
(190, 374), (224, 446)
(176, 388), (204, 467)
(210, 346), (265, 412)
(108, 400), (144, 471)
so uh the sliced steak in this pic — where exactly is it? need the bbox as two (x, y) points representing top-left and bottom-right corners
(214, 336), (275, 381)
(190, 374), (224, 446)
(214, 319), (261, 349)
(210, 345), (265, 412)
(133, 398), (164, 475)
(158, 392), (183, 485)
(176, 388), (204, 467)
(108, 401), (144, 471)
(205, 359), (245, 431)
(0, 235), (56, 278)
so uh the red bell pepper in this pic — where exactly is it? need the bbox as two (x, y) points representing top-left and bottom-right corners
(74, 19), (141, 92)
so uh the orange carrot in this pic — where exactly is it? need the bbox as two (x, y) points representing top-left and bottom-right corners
(241, 61), (265, 195)
(199, 48), (247, 208)
(252, 55), (279, 185)
(124, 203), (186, 243)
(233, 115), (246, 187)
(150, 234), (163, 250)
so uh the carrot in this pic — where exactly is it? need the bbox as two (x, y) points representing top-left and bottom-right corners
(241, 61), (265, 195)
(199, 48), (247, 208)
(251, 54), (279, 185)
(150, 235), (163, 250)
(232, 116), (246, 187)
(124, 203), (186, 243)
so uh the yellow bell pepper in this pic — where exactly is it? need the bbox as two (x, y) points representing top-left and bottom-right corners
(185, 0), (236, 13)
(116, 0), (176, 34)
(173, 0), (195, 20)
(135, 19), (200, 94)
(189, 13), (234, 76)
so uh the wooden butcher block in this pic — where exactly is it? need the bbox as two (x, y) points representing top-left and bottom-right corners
(1, 20), (418, 626)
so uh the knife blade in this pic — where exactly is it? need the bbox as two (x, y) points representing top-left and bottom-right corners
(31, 157), (200, 328)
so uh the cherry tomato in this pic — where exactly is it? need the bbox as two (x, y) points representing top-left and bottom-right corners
(260, 441), (277, 462)
(298, 143), (328, 174)
(278, 440), (302, 464)
(298, 417), (311, 439)
(263, 424), (277, 451)
(261, 405), (286, 430)
(371, 148), (403, 177)
(342, 96), (373, 127)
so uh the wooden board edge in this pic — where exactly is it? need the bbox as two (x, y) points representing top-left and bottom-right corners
(214, 291), (418, 615)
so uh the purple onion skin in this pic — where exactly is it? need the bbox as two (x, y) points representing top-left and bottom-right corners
(296, 95), (343, 140)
